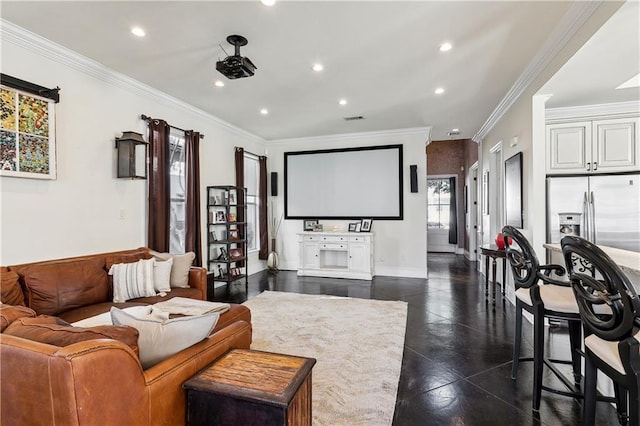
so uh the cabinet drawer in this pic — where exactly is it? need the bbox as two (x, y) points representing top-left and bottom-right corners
(349, 236), (370, 243)
(320, 243), (347, 251)
(319, 235), (347, 243)
(303, 235), (320, 241)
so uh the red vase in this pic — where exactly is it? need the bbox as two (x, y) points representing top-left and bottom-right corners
(495, 233), (506, 249)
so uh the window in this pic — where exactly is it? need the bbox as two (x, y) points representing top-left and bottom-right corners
(244, 153), (260, 252)
(427, 178), (451, 229)
(168, 128), (185, 254)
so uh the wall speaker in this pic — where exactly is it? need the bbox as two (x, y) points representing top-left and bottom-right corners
(271, 172), (278, 196)
(410, 165), (418, 193)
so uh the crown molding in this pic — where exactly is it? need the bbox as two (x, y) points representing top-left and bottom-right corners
(546, 100), (640, 122)
(473, 1), (603, 143)
(267, 126), (432, 146)
(0, 19), (265, 144)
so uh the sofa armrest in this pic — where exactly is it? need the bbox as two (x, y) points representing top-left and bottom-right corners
(144, 320), (252, 425)
(188, 266), (208, 300)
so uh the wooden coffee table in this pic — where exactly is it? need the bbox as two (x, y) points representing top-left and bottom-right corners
(183, 349), (316, 426)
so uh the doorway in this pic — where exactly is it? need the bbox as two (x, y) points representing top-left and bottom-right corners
(427, 175), (458, 253)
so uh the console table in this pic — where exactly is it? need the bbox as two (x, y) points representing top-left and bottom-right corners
(297, 232), (374, 280)
(480, 244), (507, 309)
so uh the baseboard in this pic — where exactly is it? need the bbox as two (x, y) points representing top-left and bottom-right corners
(279, 262), (427, 279)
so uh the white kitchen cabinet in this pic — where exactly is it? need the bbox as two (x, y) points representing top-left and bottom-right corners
(297, 232), (374, 280)
(546, 117), (639, 174)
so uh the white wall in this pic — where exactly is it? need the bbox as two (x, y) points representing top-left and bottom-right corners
(477, 2), (622, 302)
(267, 128), (430, 278)
(0, 23), (266, 272)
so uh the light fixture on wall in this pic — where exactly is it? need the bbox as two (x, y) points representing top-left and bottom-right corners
(115, 131), (148, 179)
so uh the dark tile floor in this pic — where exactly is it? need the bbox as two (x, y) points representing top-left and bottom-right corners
(211, 253), (619, 425)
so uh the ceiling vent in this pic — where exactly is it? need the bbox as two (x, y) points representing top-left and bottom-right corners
(216, 35), (257, 80)
(447, 130), (461, 137)
(344, 116), (365, 121)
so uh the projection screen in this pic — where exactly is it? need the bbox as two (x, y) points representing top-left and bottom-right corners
(284, 144), (403, 219)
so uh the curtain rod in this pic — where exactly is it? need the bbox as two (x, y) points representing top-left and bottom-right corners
(140, 114), (204, 139)
(236, 147), (263, 159)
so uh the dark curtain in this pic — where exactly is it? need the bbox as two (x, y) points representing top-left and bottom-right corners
(147, 119), (170, 252)
(258, 156), (268, 260)
(449, 177), (458, 245)
(234, 147), (245, 267)
(184, 131), (202, 266)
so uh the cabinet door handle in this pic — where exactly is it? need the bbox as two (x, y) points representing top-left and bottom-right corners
(586, 162), (591, 171)
(593, 161), (598, 171)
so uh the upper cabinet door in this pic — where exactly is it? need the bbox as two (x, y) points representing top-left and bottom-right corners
(592, 117), (639, 173)
(547, 121), (591, 174)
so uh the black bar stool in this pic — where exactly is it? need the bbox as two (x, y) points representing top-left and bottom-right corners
(562, 235), (638, 426)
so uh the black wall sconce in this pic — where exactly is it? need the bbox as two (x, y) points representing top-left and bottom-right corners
(115, 131), (148, 179)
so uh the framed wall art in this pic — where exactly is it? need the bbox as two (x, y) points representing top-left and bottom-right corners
(0, 76), (59, 180)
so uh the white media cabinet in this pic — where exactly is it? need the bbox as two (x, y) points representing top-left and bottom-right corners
(297, 232), (374, 280)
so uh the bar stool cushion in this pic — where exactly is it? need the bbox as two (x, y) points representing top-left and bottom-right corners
(585, 333), (640, 376)
(515, 285), (578, 313)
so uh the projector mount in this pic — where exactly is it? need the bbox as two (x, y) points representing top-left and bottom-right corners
(216, 34), (257, 80)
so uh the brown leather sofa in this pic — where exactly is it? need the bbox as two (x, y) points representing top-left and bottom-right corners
(0, 247), (252, 425)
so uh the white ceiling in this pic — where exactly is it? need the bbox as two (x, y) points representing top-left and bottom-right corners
(2, 1), (638, 142)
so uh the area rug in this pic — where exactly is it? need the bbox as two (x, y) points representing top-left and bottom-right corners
(242, 291), (408, 426)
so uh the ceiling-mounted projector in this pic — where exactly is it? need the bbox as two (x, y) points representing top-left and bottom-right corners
(216, 35), (257, 79)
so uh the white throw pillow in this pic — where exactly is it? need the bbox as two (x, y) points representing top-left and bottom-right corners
(110, 307), (218, 369)
(109, 258), (157, 303)
(153, 258), (173, 293)
(149, 250), (195, 288)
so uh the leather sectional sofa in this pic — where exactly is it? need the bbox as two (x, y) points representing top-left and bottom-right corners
(0, 247), (252, 425)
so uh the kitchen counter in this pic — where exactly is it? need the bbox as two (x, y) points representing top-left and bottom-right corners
(544, 243), (640, 276)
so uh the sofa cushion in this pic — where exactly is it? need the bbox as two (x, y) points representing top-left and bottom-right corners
(4, 316), (140, 356)
(57, 302), (149, 324)
(0, 305), (37, 332)
(21, 257), (109, 316)
(111, 306), (218, 369)
(109, 258), (157, 303)
(104, 250), (152, 270)
(1, 270), (25, 306)
(149, 251), (195, 288)
(129, 287), (202, 305)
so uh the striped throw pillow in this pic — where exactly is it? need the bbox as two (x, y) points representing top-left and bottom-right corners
(109, 258), (156, 303)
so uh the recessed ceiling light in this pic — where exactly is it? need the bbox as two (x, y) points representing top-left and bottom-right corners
(312, 63), (324, 72)
(261, 0), (276, 6)
(338, 99), (347, 106)
(452, 128), (459, 132)
(214, 80), (225, 87)
(434, 87), (445, 95)
(439, 42), (452, 52)
(260, 108), (269, 115)
(131, 27), (146, 37)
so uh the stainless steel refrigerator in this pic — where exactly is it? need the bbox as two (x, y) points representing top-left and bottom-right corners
(547, 173), (640, 252)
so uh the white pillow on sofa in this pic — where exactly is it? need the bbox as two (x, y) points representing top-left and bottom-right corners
(109, 258), (157, 303)
(110, 307), (218, 369)
(153, 258), (173, 293)
(149, 251), (195, 288)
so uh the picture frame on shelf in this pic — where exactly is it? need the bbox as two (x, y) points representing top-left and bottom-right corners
(355, 223), (362, 232)
(209, 231), (217, 242)
(217, 247), (228, 261)
(303, 219), (318, 231)
(313, 224), (323, 232)
(348, 222), (358, 232)
(228, 229), (239, 240)
(360, 218), (373, 232)
(228, 212), (237, 222)
(229, 247), (243, 260)
(216, 210), (226, 223)
(229, 191), (236, 205)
